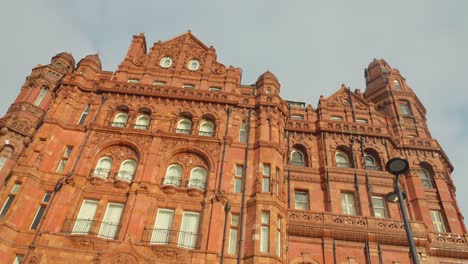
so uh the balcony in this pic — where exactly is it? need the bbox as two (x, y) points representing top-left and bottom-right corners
(175, 128), (191, 134)
(186, 179), (206, 190)
(365, 165), (381, 171)
(198, 131), (214, 137)
(91, 168), (110, 180)
(133, 124), (149, 130)
(142, 228), (202, 250)
(290, 160), (305, 167)
(336, 162), (351, 168)
(110, 122), (126, 128)
(115, 171), (134, 183)
(62, 218), (121, 240)
(287, 210), (427, 246)
(162, 176), (182, 187)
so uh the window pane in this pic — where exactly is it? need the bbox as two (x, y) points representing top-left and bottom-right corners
(295, 191), (308, 210)
(11, 184), (21, 194)
(0, 196), (14, 218)
(30, 205), (46, 230)
(341, 193), (356, 215)
(228, 228), (238, 254)
(34, 87), (48, 106)
(263, 164), (270, 175)
(99, 203), (124, 239)
(234, 179), (242, 193)
(0, 156), (7, 171)
(236, 165), (243, 176)
(262, 178), (270, 192)
(372, 196), (387, 218)
(14, 255), (23, 264)
(231, 215), (239, 226)
(78, 104), (90, 125)
(152, 209), (174, 244)
(276, 230), (281, 256)
(399, 103), (412, 116)
(42, 193), (52, 203)
(430, 210), (447, 233)
(178, 212), (200, 249)
(239, 122), (247, 143)
(72, 200), (98, 234)
(260, 226), (269, 252)
(261, 212), (270, 224)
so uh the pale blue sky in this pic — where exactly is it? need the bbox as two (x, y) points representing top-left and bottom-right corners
(1, 0), (467, 225)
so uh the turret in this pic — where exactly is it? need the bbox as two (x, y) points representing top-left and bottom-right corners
(0, 52), (74, 182)
(256, 70), (280, 95)
(364, 59), (430, 138)
(76, 54), (102, 79)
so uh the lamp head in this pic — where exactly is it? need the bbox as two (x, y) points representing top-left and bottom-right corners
(386, 157), (409, 175)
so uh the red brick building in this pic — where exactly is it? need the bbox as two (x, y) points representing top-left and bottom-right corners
(0, 32), (467, 264)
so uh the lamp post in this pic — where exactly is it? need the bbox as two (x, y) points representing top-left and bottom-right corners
(385, 157), (419, 264)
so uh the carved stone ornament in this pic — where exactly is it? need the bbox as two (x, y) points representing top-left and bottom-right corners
(108, 253), (138, 264)
(70, 236), (102, 250)
(151, 247), (192, 263)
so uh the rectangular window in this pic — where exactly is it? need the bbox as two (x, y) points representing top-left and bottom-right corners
(30, 192), (52, 230)
(399, 102), (412, 116)
(99, 203), (124, 239)
(0, 156), (7, 172)
(291, 115), (304, 120)
(239, 121), (247, 143)
(153, 81), (166, 86)
(260, 212), (269, 253)
(34, 87), (48, 106)
(72, 199), (99, 234)
(275, 168), (280, 196)
(330, 116), (343, 121)
(341, 192), (356, 215)
(294, 191), (309, 210)
(127, 79), (139, 83)
(56, 146), (73, 173)
(234, 165), (243, 193)
(430, 210), (447, 233)
(13, 255), (23, 264)
(228, 214), (239, 254)
(0, 183), (21, 219)
(151, 208), (174, 245)
(262, 164), (271, 193)
(276, 217), (281, 257)
(182, 84), (194, 89)
(209, 87), (222, 92)
(179, 212), (200, 249)
(356, 118), (368, 124)
(372, 196), (387, 218)
(77, 104), (91, 125)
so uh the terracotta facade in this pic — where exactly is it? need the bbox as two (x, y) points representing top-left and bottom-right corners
(0, 32), (467, 264)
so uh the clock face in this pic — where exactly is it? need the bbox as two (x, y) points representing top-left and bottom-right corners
(187, 59), (200, 71)
(160, 57), (173, 68)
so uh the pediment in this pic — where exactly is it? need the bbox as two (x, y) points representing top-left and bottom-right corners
(321, 86), (370, 111)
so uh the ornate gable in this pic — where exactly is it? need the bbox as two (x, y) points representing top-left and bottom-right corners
(321, 85), (370, 111)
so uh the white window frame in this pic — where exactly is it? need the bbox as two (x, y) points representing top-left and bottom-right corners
(134, 114), (150, 130)
(188, 167), (207, 190)
(260, 212), (270, 253)
(34, 87), (48, 106)
(419, 168), (434, 189)
(163, 164), (182, 187)
(371, 196), (387, 218)
(112, 112), (129, 127)
(262, 164), (271, 193)
(116, 159), (137, 182)
(294, 191), (309, 210)
(234, 165), (243, 193)
(228, 214), (239, 254)
(93, 157), (113, 179)
(72, 199), (99, 235)
(430, 210), (447, 233)
(98, 203), (124, 239)
(77, 104), (91, 125)
(151, 208), (174, 245)
(178, 212), (200, 249)
(341, 192), (356, 215)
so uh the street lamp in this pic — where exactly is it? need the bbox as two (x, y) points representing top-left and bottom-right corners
(385, 157), (419, 264)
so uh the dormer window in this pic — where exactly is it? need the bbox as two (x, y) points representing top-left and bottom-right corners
(393, 80), (402, 91)
(127, 79), (139, 83)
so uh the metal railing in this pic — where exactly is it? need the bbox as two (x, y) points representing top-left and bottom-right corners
(142, 228), (202, 249)
(62, 218), (121, 240)
(198, 131), (214, 137)
(133, 124), (149, 130)
(162, 176), (182, 187)
(186, 179), (206, 190)
(91, 168), (111, 179)
(291, 160), (305, 166)
(175, 128), (191, 134)
(115, 171), (135, 182)
(365, 165), (381, 171)
(110, 122), (126, 128)
(336, 162), (351, 168)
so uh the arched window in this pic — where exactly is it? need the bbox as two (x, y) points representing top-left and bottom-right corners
(134, 114), (150, 130)
(34, 87), (48, 106)
(393, 80), (402, 91)
(291, 150), (305, 166)
(188, 167), (207, 190)
(93, 157), (113, 179)
(335, 151), (350, 168)
(399, 101), (412, 116)
(112, 113), (128, 128)
(163, 164), (182, 187)
(364, 155), (380, 170)
(176, 119), (192, 134)
(199, 120), (214, 136)
(419, 168), (434, 189)
(116, 159), (137, 182)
